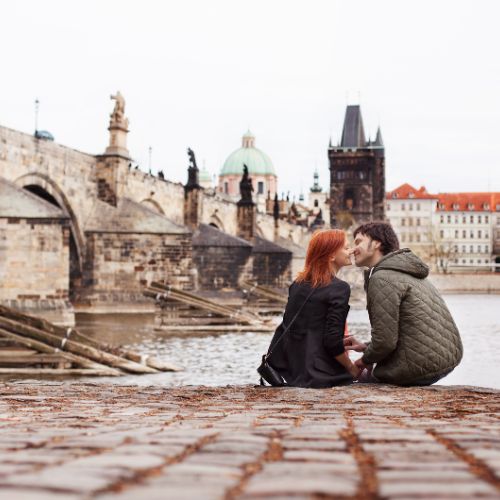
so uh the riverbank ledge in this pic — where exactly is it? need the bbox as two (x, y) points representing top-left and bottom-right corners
(0, 383), (499, 499)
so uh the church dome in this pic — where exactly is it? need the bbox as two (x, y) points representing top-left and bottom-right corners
(220, 131), (276, 177)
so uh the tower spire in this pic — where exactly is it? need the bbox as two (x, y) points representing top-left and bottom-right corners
(340, 105), (366, 148)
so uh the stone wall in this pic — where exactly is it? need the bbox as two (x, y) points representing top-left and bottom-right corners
(429, 273), (500, 294)
(193, 246), (252, 290)
(0, 218), (73, 324)
(77, 232), (193, 312)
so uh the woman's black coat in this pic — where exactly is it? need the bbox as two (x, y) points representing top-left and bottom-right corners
(267, 277), (352, 388)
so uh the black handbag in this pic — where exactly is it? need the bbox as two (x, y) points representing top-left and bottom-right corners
(257, 288), (315, 386)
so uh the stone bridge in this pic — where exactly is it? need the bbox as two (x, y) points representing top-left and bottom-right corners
(0, 99), (310, 323)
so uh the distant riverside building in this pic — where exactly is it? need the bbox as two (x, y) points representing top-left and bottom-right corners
(218, 131), (277, 212)
(328, 105), (385, 228)
(387, 183), (500, 272)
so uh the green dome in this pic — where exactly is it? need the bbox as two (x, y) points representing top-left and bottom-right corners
(220, 132), (276, 177)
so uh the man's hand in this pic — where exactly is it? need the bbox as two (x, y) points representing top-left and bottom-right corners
(344, 335), (367, 352)
(354, 358), (371, 371)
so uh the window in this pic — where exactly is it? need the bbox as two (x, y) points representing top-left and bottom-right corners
(401, 233), (406, 242)
(478, 215), (482, 224)
(484, 203), (490, 210)
(462, 230), (466, 238)
(454, 245), (458, 252)
(462, 245), (466, 253)
(455, 216), (458, 224)
(416, 234), (421, 242)
(386, 203), (391, 211)
(401, 218), (406, 226)
(478, 230), (482, 239)
(485, 245), (489, 253)
(224, 182), (229, 194)
(409, 234), (413, 242)
(468, 203), (475, 210)
(470, 245), (474, 253)
(455, 230), (459, 238)
(416, 218), (421, 226)
(257, 181), (264, 195)
(470, 231), (474, 238)
(416, 203), (421, 211)
(409, 218), (413, 226)
(440, 215), (444, 223)
(485, 232), (489, 238)
(314, 199), (319, 207)
(453, 203), (459, 210)
(401, 203), (406, 211)
(440, 230), (444, 238)
(409, 203), (413, 211)
(447, 215), (451, 223)
(462, 216), (466, 223)
(462, 259), (466, 264)
(470, 215), (474, 223)
(485, 216), (489, 223)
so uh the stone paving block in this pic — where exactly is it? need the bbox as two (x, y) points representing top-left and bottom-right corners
(283, 450), (356, 464)
(281, 438), (346, 451)
(163, 462), (242, 478)
(69, 452), (165, 469)
(202, 441), (267, 455)
(185, 451), (257, 467)
(377, 461), (469, 470)
(379, 480), (498, 497)
(378, 469), (478, 481)
(0, 488), (81, 500)
(242, 476), (358, 496)
(0, 467), (113, 493)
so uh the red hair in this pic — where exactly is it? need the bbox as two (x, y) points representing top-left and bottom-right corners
(296, 229), (346, 288)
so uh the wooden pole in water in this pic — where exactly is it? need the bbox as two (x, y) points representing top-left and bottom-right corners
(0, 305), (181, 372)
(0, 317), (158, 375)
(0, 328), (121, 376)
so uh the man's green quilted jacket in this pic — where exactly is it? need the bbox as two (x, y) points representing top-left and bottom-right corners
(361, 249), (463, 385)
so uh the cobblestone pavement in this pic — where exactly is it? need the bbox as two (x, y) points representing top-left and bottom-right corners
(0, 382), (499, 499)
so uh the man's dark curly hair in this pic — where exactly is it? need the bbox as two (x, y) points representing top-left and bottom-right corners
(353, 222), (400, 255)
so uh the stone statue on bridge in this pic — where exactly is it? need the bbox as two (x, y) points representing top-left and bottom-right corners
(238, 164), (254, 206)
(186, 148), (200, 188)
(110, 92), (129, 130)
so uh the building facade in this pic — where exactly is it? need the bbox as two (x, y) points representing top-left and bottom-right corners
(386, 183), (500, 272)
(328, 105), (385, 228)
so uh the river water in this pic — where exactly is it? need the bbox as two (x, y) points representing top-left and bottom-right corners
(76, 294), (500, 390)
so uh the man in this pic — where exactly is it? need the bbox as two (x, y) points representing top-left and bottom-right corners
(346, 222), (463, 386)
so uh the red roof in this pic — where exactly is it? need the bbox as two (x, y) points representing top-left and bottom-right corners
(387, 184), (500, 212)
(435, 192), (500, 212)
(386, 183), (437, 200)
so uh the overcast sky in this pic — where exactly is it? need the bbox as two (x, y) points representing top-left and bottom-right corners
(2, 0), (499, 199)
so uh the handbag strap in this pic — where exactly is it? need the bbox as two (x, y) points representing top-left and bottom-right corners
(266, 286), (315, 359)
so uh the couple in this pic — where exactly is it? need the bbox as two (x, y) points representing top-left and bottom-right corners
(261, 222), (463, 388)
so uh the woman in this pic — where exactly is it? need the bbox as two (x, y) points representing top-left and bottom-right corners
(264, 229), (359, 388)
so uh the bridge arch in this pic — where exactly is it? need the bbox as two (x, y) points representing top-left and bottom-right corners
(14, 173), (85, 301)
(208, 212), (225, 232)
(139, 198), (165, 215)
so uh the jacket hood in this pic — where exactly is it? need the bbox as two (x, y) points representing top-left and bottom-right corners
(372, 248), (429, 279)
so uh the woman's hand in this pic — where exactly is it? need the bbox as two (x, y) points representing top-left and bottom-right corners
(348, 363), (362, 380)
(344, 335), (367, 352)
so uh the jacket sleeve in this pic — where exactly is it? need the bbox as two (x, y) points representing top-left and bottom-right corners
(362, 277), (404, 364)
(323, 282), (351, 357)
